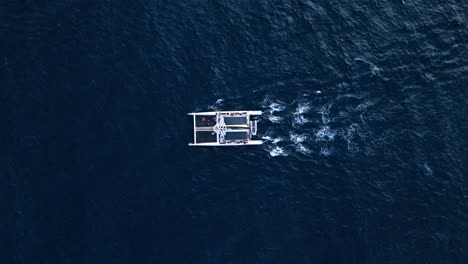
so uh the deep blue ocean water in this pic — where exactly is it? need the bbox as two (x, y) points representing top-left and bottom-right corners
(1, 0), (467, 263)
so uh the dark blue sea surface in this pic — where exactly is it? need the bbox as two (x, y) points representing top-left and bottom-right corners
(1, 0), (467, 263)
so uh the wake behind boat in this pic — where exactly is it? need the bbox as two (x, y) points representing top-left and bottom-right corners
(188, 111), (263, 146)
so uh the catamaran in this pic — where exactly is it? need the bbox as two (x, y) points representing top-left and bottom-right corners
(188, 111), (263, 146)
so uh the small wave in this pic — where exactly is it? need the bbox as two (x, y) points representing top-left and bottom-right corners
(207, 99), (225, 110)
(270, 146), (287, 157)
(371, 65), (381, 76)
(425, 73), (435, 81)
(354, 57), (367, 63)
(354, 57), (381, 76)
(208, 104), (220, 110)
(315, 126), (336, 141)
(423, 163), (433, 176)
(355, 101), (369, 112)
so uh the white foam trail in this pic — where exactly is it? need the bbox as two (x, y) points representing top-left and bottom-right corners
(320, 146), (333, 156)
(270, 146), (287, 157)
(269, 102), (286, 113)
(262, 136), (282, 144)
(268, 115), (283, 123)
(315, 126), (336, 141)
(290, 133), (307, 144)
(319, 103), (332, 124)
(293, 115), (309, 125)
(292, 102), (311, 126)
(343, 124), (358, 141)
(272, 138), (283, 144)
(295, 102), (311, 114)
(215, 99), (224, 104)
(342, 123), (360, 152)
(296, 143), (311, 154)
(289, 133), (311, 154)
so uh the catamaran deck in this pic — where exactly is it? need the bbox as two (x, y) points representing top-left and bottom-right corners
(223, 116), (248, 126)
(195, 115), (217, 127)
(196, 131), (218, 143)
(224, 130), (249, 140)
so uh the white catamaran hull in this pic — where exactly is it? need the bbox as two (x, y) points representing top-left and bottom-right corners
(188, 110), (263, 146)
